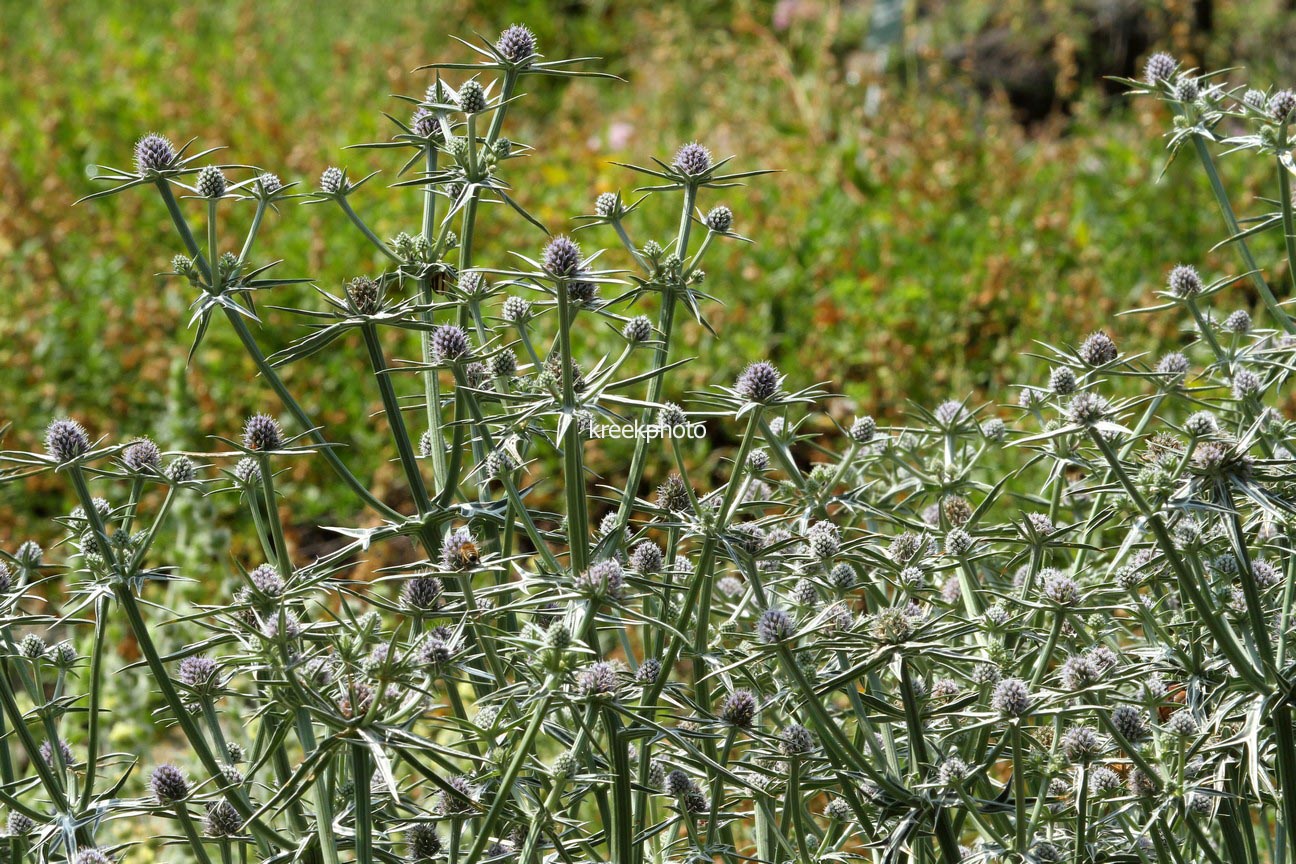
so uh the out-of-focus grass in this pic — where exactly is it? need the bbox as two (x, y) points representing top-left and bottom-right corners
(1, 0), (1291, 540)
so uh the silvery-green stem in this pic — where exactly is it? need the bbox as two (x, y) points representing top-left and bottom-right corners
(1186, 133), (1293, 332)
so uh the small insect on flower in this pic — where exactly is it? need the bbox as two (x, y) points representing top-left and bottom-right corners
(440, 527), (480, 571)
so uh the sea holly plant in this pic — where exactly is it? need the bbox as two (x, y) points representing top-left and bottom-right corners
(6, 29), (1296, 864)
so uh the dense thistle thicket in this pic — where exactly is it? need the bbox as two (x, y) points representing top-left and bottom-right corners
(4, 32), (1296, 864)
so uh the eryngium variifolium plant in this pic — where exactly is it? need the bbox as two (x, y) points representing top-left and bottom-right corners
(5, 32), (1296, 864)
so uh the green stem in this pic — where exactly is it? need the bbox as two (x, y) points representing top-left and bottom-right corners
(1187, 134), (1293, 332)
(352, 743), (373, 864)
(361, 323), (431, 513)
(177, 806), (217, 864)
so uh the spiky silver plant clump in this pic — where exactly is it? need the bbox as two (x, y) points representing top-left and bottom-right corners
(12, 33), (1296, 864)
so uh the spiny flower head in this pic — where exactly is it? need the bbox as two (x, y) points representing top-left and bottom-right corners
(135, 133), (178, 174)
(672, 142), (712, 176)
(257, 173), (282, 195)
(249, 564), (284, 598)
(167, 455), (196, 483)
(123, 437), (162, 472)
(720, 689), (758, 727)
(1168, 264), (1203, 297)
(432, 324), (472, 362)
(705, 205), (733, 233)
(623, 315), (653, 343)
(196, 166), (227, 198)
(178, 655), (221, 695)
(496, 24), (537, 65)
(849, 415), (876, 443)
(779, 724), (814, 756)
(594, 191), (621, 218)
(938, 756), (969, 788)
(578, 661), (621, 698)
(346, 276), (381, 315)
(757, 607), (794, 643)
(734, 360), (781, 402)
(1078, 330), (1118, 366)
(1067, 391), (1110, 426)
(1111, 705), (1148, 742)
(204, 800), (241, 837)
(402, 574), (444, 612)
(411, 107), (440, 139)
(1041, 570), (1080, 606)
(1047, 367), (1076, 397)
(319, 166), (347, 194)
(1167, 710), (1199, 737)
(1061, 725), (1103, 763)
(46, 418), (90, 462)
(434, 776), (478, 816)
(440, 527), (479, 571)
(502, 295), (532, 322)
(657, 473), (690, 511)
(1223, 309), (1252, 334)
(629, 542), (663, 574)
(150, 764), (190, 803)
(7, 810), (33, 836)
(243, 413), (283, 451)
(1271, 89), (1296, 122)
(1174, 74), (1200, 102)
(992, 677), (1032, 717)
(1144, 52), (1177, 85)
(457, 80), (487, 113)
(575, 559), (625, 599)
(542, 236), (583, 277)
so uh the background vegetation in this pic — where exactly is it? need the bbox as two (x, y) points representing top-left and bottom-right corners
(4, 0), (1296, 538)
